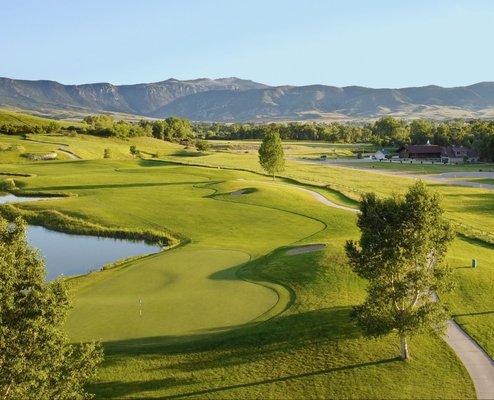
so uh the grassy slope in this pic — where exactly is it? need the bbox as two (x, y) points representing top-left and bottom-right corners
(162, 151), (494, 238)
(0, 134), (71, 163)
(160, 148), (494, 358)
(0, 158), (474, 398)
(0, 108), (82, 127)
(0, 133), (183, 163)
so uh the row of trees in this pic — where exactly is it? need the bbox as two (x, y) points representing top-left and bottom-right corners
(196, 117), (494, 160)
(0, 121), (61, 135)
(1, 114), (493, 160)
(78, 115), (193, 141)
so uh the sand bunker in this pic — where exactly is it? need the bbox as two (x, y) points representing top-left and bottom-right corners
(286, 244), (326, 256)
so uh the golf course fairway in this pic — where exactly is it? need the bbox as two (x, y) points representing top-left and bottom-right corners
(0, 150), (483, 398)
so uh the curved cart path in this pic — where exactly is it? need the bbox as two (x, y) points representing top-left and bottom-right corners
(296, 185), (494, 399)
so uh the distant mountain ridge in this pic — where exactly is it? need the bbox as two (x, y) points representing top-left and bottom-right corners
(1, 76), (494, 121)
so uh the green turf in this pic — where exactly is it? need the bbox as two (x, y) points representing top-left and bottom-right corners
(460, 178), (494, 185)
(0, 155), (477, 398)
(0, 108), (82, 127)
(0, 133), (183, 163)
(329, 160), (494, 174)
(157, 147), (494, 358)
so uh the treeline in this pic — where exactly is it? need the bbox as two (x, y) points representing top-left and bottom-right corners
(74, 115), (193, 141)
(193, 117), (494, 160)
(0, 121), (62, 135)
(1, 113), (493, 160)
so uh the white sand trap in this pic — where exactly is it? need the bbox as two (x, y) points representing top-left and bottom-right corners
(286, 244), (326, 255)
(231, 189), (247, 196)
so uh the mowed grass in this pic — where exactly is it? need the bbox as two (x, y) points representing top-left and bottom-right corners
(324, 160), (494, 174)
(89, 249), (473, 399)
(0, 108), (83, 127)
(0, 157), (475, 398)
(0, 133), (183, 163)
(442, 237), (494, 356)
(162, 150), (494, 238)
(461, 178), (494, 185)
(0, 134), (72, 163)
(160, 148), (494, 358)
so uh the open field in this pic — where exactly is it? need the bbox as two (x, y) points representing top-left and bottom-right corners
(306, 160), (494, 174)
(0, 133), (183, 163)
(0, 108), (83, 127)
(462, 178), (494, 185)
(1, 133), (492, 398)
(209, 139), (373, 158)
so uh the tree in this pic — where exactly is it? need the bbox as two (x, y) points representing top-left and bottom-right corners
(195, 139), (210, 152)
(0, 217), (103, 399)
(165, 117), (192, 140)
(258, 129), (285, 180)
(372, 117), (410, 146)
(129, 145), (139, 157)
(410, 119), (434, 144)
(345, 181), (454, 361)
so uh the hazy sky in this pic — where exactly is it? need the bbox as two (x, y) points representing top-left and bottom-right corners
(1, 0), (493, 88)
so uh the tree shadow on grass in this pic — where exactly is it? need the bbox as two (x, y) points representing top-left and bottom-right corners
(89, 377), (197, 399)
(453, 310), (494, 317)
(159, 357), (400, 399)
(457, 235), (494, 250)
(90, 357), (400, 400)
(138, 159), (178, 167)
(102, 306), (360, 364)
(91, 307), (371, 398)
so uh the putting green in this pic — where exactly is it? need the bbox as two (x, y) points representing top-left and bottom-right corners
(67, 245), (289, 342)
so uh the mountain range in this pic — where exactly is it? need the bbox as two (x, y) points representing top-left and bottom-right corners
(2, 76), (494, 122)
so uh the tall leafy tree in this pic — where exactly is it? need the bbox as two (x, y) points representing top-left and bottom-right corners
(409, 119), (434, 144)
(0, 217), (102, 399)
(258, 128), (285, 180)
(345, 182), (454, 360)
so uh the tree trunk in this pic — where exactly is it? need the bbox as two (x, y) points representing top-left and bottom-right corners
(400, 334), (410, 361)
(272, 173), (275, 181)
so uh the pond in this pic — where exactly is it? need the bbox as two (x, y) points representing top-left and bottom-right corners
(1, 194), (162, 280)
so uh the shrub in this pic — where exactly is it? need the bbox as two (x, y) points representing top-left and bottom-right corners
(0, 178), (16, 191)
(195, 139), (210, 152)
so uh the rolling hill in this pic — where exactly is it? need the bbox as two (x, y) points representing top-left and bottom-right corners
(2, 76), (494, 121)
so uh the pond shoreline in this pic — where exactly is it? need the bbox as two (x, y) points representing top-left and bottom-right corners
(0, 193), (183, 280)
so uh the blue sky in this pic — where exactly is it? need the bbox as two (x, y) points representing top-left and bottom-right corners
(1, 0), (493, 88)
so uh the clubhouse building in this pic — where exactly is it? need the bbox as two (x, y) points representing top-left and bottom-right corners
(397, 142), (479, 163)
